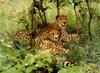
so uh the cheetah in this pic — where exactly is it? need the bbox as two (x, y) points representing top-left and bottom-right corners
(50, 15), (68, 31)
(34, 29), (70, 55)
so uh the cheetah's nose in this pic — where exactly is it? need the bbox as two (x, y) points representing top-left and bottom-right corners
(55, 37), (58, 40)
(55, 37), (57, 39)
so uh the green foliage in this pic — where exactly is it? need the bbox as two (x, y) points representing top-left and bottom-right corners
(1, 67), (19, 73)
(58, 68), (68, 73)
(58, 66), (82, 73)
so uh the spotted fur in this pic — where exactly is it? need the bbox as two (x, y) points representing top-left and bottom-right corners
(14, 31), (33, 43)
(39, 40), (70, 55)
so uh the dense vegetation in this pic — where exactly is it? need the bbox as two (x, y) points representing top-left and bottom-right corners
(0, 0), (100, 73)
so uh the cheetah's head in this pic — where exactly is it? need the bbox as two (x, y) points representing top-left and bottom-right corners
(56, 15), (68, 29)
(48, 30), (60, 41)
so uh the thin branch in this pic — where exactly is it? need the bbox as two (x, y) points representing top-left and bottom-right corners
(43, 10), (47, 25)
(86, 0), (93, 41)
(40, 1), (47, 25)
(73, 3), (79, 34)
(38, 9), (45, 24)
(56, 0), (60, 16)
(73, 0), (87, 35)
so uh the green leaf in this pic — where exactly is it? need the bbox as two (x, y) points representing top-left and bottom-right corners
(15, 64), (23, 70)
(25, 66), (34, 73)
(58, 68), (67, 73)
(67, 66), (82, 73)
(42, 56), (53, 64)
(0, 65), (5, 71)
(35, 61), (45, 68)
(28, 57), (35, 65)
(58, 66), (82, 73)
(47, 67), (53, 72)
(1, 67), (19, 73)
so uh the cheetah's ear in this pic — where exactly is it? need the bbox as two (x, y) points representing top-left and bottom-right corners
(56, 15), (59, 19)
(56, 15), (63, 19)
(56, 15), (68, 19)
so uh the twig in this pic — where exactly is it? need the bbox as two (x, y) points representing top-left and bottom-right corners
(86, 0), (92, 41)
(56, 0), (60, 16)
(73, 0), (87, 34)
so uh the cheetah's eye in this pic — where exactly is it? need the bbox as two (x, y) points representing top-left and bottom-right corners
(57, 32), (60, 35)
(63, 22), (66, 24)
(60, 19), (62, 20)
(52, 32), (54, 35)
